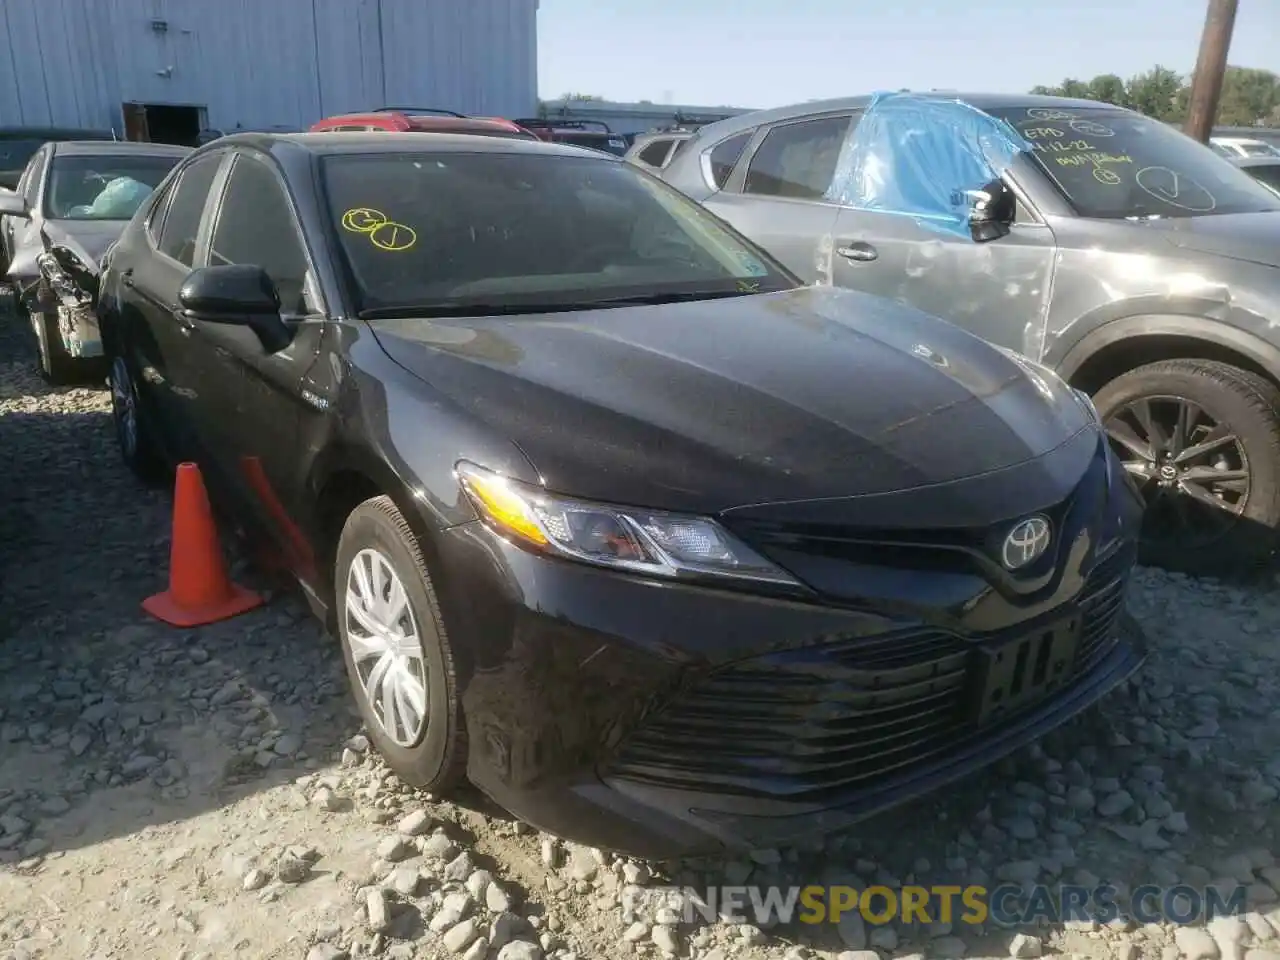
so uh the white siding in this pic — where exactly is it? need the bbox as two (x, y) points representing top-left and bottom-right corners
(0, 0), (538, 133)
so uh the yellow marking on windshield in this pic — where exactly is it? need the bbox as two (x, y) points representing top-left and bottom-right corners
(341, 207), (418, 251)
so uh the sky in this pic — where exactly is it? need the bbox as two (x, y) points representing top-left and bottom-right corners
(536, 0), (1280, 109)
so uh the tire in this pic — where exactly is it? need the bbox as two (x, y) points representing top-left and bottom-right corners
(32, 307), (79, 385)
(334, 495), (467, 792)
(109, 354), (167, 485)
(1092, 358), (1280, 576)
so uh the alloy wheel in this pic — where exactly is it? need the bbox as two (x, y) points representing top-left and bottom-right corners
(110, 357), (138, 461)
(343, 547), (429, 747)
(1104, 394), (1250, 549)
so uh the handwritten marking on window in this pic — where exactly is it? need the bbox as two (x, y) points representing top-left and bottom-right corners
(341, 207), (418, 252)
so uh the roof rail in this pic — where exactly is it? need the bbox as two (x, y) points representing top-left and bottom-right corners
(514, 118), (614, 133)
(374, 106), (469, 118)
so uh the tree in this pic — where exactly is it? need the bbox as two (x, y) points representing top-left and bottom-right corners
(1029, 64), (1280, 127)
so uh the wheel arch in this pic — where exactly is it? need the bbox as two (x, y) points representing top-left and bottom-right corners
(1055, 315), (1280, 396)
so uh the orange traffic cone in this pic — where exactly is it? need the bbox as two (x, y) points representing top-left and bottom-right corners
(143, 462), (264, 627)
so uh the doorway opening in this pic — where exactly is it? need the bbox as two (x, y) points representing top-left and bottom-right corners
(120, 103), (206, 146)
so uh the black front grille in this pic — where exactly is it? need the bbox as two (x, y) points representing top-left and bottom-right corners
(607, 552), (1131, 804)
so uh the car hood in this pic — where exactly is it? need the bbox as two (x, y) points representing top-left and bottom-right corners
(1152, 210), (1280, 269)
(5, 218), (120, 278)
(366, 286), (1093, 515)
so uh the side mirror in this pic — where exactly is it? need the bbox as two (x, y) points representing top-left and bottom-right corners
(966, 178), (1016, 243)
(178, 264), (292, 353)
(0, 188), (30, 219)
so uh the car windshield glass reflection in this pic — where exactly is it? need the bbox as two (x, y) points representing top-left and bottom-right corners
(47, 154), (181, 220)
(987, 106), (1280, 219)
(321, 153), (793, 315)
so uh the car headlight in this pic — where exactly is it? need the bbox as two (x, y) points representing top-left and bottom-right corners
(456, 461), (801, 586)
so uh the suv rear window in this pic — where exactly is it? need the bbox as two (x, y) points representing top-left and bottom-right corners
(706, 131), (753, 189)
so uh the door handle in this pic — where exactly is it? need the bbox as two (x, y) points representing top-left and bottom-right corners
(836, 242), (879, 263)
(121, 268), (135, 288)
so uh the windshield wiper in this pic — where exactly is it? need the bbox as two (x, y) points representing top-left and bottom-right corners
(358, 289), (759, 320)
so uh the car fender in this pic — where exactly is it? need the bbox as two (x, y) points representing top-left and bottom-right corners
(1051, 313), (1280, 385)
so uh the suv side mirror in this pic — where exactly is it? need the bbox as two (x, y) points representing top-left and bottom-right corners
(966, 178), (1016, 243)
(0, 187), (30, 219)
(179, 264), (292, 353)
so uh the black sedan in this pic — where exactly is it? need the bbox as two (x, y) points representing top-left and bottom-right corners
(98, 132), (1146, 858)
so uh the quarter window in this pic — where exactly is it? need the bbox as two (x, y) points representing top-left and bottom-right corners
(208, 154), (310, 314)
(637, 139), (673, 167)
(744, 115), (853, 200)
(706, 131), (752, 189)
(157, 153), (222, 266)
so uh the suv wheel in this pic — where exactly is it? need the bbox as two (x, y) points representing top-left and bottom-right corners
(1093, 358), (1280, 576)
(334, 495), (467, 791)
(109, 355), (166, 485)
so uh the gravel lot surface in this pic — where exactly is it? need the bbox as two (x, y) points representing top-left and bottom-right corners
(2, 307), (1280, 960)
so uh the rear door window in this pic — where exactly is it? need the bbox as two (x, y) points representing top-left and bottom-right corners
(743, 115), (853, 200)
(637, 138), (674, 167)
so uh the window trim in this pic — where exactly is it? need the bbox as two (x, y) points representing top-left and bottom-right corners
(202, 149), (326, 317)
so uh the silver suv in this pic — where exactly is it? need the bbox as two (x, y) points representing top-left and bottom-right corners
(659, 93), (1280, 577)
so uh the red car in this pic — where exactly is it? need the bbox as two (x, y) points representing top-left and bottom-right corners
(310, 108), (537, 140)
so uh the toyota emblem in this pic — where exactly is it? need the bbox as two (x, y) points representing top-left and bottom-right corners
(1001, 516), (1052, 570)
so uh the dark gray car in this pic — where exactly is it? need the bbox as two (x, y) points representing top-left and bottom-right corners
(0, 140), (190, 381)
(658, 92), (1280, 577)
(1231, 156), (1280, 197)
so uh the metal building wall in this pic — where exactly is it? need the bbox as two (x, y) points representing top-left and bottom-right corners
(0, 0), (538, 133)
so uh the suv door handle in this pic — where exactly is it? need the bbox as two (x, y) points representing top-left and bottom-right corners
(837, 241), (878, 262)
(121, 268), (135, 288)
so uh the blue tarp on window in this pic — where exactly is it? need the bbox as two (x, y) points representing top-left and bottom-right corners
(826, 92), (1032, 240)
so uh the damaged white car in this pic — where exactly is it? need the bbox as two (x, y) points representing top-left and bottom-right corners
(0, 140), (189, 383)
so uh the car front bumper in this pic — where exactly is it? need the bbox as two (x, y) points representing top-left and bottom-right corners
(434, 515), (1145, 860)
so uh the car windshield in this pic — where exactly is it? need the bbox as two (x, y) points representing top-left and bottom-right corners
(1234, 141), (1280, 157)
(47, 153), (180, 220)
(322, 152), (792, 314)
(987, 106), (1280, 219)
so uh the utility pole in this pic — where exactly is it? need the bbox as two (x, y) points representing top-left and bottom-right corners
(1183, 0), (1239, 143)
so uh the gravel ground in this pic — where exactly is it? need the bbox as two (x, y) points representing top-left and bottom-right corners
(2, 305), (1280, 960)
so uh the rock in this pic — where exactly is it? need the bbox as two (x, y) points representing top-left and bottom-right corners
(462, 938), (490, 960)
(398, 809), (432, 836)
(274, 733), (302, 755)
(311, 787), (342, 812)
(367, 889), (392, 934)
(1098, 790), (1135, 817)
(390, 867), (420, 896)
(836, 953), (881, 960)
(931, 936), (968, 958)
(277, 853), (310, 884)
(422, 832), (457, 859)
(1010, 934), (1043, 958)
(307, 946), (348, 960)
(1244, 952), (1280, 960)
(444, 851), (475, 882)
(490, 913), (532, 952)
(870, 926), (899, 951)
(749, 848), (782, 865)
(652, 925), (680, 955)
(1175, 927), (1220, 960)
(242, 868), (269, 891)
(837, 910), (867, 949)
(487, 881), (514, 913)
(443, 919), (482, 954)
(497, 943), (543, 960)
(376, 836), (413, 863)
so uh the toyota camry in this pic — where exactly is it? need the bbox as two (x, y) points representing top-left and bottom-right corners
(98, 132), (1146, 858)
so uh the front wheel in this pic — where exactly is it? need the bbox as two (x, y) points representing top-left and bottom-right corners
(334, 496), (467, 791)
(1094, 358), (1280, 577)
(109, 355), (167, 485)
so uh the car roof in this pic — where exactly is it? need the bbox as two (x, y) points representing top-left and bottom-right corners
(215, 130), (618, 161)
(682, 92), (1137, 145)
(51, 140), (193, 157)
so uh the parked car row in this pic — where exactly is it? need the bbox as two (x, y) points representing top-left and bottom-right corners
(0, 90), (1273, 858)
